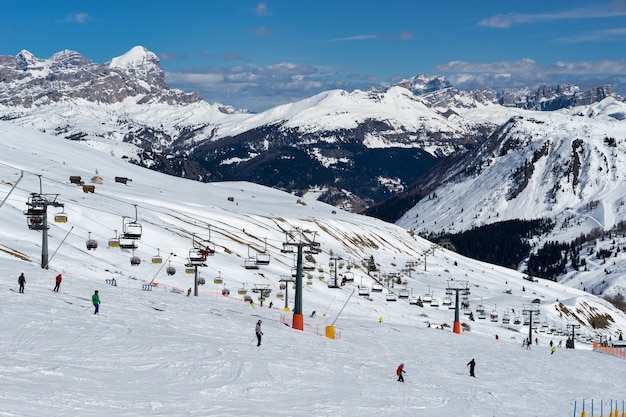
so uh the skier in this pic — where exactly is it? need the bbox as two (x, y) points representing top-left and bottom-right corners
(18, 273), (25, 293)
(53, 274), (62, 292)
(92, 290), (100, 314)
(310, 310), (316, 318)
(269, 301), (273, 309)
(396, 363), (405, 382)
(466, 358), (476, 377)
(255, 320), (263, 346)
(187, 288), (192, 297)
(551, 346), (557, 355)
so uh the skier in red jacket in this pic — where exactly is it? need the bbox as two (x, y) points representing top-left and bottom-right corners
(53, 274), (62, 292)
(396, 363), (405, 382)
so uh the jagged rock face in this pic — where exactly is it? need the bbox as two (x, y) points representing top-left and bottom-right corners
(0, 48), (202, 107)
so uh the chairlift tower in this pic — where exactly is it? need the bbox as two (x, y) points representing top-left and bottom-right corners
(186, 234), (209, 296)
(23, 191), (64, 269)
(523, 303), (541, 343)
(282, 229), (321, 331)
(328, 255), (342, 288)
(567, 323), (581, 349)
(446, 280), (470, 334)
(279, 276), (294, 311)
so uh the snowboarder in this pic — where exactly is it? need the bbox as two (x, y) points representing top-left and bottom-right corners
(53, 274), (62, 292)
(466, 358), (476, 377)
(255, 320), (263, 346)
(551, 346), (557, 355)
(18, 273), (25, 293)
(396, 363), (405, 382)
(310, 310), (316, 318)
(92, 290), (100, 314)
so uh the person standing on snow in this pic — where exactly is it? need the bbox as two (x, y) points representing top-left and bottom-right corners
(18, 273), (25, 293)
(53, 273), (62, 292)
(467, 358), (476, 377)
(92, 290), (100, 314)
(396, 363), (406, 382)
(255, 320), (263, 346)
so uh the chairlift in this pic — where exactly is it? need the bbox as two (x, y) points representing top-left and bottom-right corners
(185, 266), (195, 274)
(502, 311), (511, 324)
(213, 272), (223, 285)
(442, 295), (452, 306)
(371, 283), (383, 292)
(243, 295), (253, 303)
(490, 310), (499, 322)
(108, 230), (120, 248)
(197, 277), (206, 285)
(386, 292), (397, 302)
(398, 289), (410, 299)
(358, 287), (370, 296)
(244, 246), (260, 269)
(256, 238), (271, 265)
(430, 297), (440, 308)
(343, 271), (355, 282)
(23, 194), (47, 230)
(166, 261), (176, 276)
(130, 250), (141, 266)
(151, 248), (163, 264)
(476, 298), (485, 313)
(54, 209), (68, 223)
(408, 296), (419, 305)
(237, 284), (247, 295)
(276, 291), (284, 299)
(422, 292), (432, 303)
(222, 287), (230, 296)
(120, 205), (142, 240)
(513, 316), (521, 325)
(86, 232), (98, 250)
(118, 238), (137, 250)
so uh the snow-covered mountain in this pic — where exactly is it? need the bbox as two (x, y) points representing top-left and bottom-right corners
(1, 120), (626, 416)
(393, 97), (626, 296)
(4, 46), (620, 213)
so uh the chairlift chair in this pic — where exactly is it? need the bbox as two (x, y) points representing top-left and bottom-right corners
(276, 291), (284, 299)
(54, 210), (68, 223)
(108, 230), (120, 248)
(398, 289), (410, 299)
(237, 285), (247, 295)
(213, 272), (223, 285)
(120, 218), (142, 240)
(197, 277), (206, 285)
(244, 257), (260, 269)
(430, 298), (440, 308)
(130, 251), (141, 266)
(118, 238), (137, 250)
(371, 283), (383, 292)
(166, 261), (176, 276)
(86, 232), (98, 250)
(358, 287), (370, 296)
(490, 311), (499, 322)
(185, 267), (195, 274)
(306, 278), (313, 286)
(478, 310), (486, 319)
(386, 292), (397, 302)
(151, 249), (163, 264)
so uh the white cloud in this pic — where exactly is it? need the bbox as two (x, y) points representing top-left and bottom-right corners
(478, 1), (626, 28)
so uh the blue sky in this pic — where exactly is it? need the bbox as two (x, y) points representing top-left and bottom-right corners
(2, 0), (626, 111)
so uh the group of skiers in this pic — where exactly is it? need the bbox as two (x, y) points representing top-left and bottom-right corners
(15, 272), (101, 314)
(396, 358), (476, 382)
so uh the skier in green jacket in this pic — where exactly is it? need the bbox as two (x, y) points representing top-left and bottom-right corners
(92, 290), (100, 314)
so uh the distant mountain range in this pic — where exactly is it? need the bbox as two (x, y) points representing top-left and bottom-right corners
(2, 46), (626, 291)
